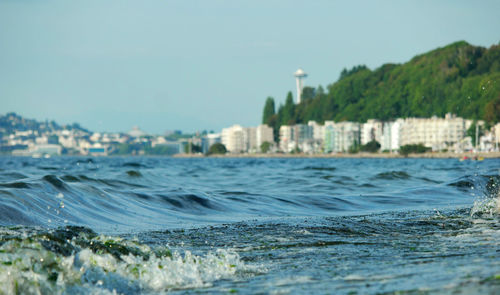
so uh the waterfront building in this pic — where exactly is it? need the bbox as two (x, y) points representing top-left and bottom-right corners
(361, 119), (383, 145)
(399, 113), (469, 152)
(279, 124), (314, 153)
(295, 124), (314, 153)
(381, 119), (403, 152)
(221, 125), (246, 153)
(201, 133), (221, 154)
(245, 127), (258, 153)
(279, 125), (294, 153)
(308, 121), (324, 141)
(323, 121), (361, 153)
(308, 121), (324, 153)
(323, 121), (335, 153)
(256, 124), (274, 152)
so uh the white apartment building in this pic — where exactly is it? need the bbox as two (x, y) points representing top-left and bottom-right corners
(245, 127), (257, 152)
(201, 133), (221, 154)
(381, 119), (403, 152)
(256, 124), (274, 152)
(279, 125), (295, 152)
(323, 121), (361, 153)
(399, 113), (469, 151)
(308, 121), (324, 141)
(308, 121), (324, 153)
(219, 124), (274, 153)
(361, 119), (383, 145)
(279, 124), (315, 153)
(221, 125), (246, 153)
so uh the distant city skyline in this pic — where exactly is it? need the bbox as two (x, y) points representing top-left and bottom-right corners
(1, 0), (499, 134)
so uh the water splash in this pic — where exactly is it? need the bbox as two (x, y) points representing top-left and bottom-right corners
(0, 227), (246, 294)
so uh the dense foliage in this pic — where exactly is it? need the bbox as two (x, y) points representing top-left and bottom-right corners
(359, 140), (381, 153)
(260, 141), (272, 153)
(262, 97), (275, 125)
(399, 144), (431, 156)
(184, 142), (202, 154)
(208, 143), (227, 155)
(263, 41), (500, 132)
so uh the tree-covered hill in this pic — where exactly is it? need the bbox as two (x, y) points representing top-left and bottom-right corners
(263, 41), (500, 134)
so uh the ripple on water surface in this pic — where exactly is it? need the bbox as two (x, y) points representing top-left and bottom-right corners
(0, 157), (498, 293)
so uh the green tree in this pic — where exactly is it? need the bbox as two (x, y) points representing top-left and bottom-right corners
(399, 144), (430, 156)
(208, 143), (227, 155)
(262, 97), (276, 124)
(146, 145), (180, 155)
(116, 143), (132, 155)
(184, 143), (202, 154)
(281, 92), (295, 125)
(317, 85), (325, 96)
(339, 65), (368, 81)
(348, 141), (360, 154)
(260, 141), (272, 153)
(360, 140), (381, 153)
(484, 94), (500, 123)
(301, 87), (316, 102)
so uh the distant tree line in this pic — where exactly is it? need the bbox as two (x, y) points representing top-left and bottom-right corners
(262, 41), (500, 136)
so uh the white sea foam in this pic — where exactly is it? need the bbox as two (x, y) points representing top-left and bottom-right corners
(0, 235), (247, 294)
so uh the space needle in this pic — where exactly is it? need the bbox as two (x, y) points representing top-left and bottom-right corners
(294, 68), (308, 104)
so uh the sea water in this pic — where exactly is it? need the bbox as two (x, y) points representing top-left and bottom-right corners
(0, 157), (499, 294)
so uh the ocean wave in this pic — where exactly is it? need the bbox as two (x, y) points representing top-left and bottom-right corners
(0, 157), (497, 233)
(0, 226), (247, 294)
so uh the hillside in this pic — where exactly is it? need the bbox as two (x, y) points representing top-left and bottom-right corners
(0, 112), (89, 136)
(263, 41), (500, 132)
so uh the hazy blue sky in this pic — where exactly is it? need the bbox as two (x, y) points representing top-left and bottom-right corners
(1, 0), (499, 134)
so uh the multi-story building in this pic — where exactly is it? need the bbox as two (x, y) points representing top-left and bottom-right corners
(279, 124), (314, 153)
(256, 124), (274, 145)
(323, 121), (335, 153)
(201, 133), (221, 154)
(399, 113), (470, 152)
(381, 119), (403, 152)
(323, 121), (361, 153)
(279, 125), (294, 152)
(308, 121), (324, 141)
(256, 124), (274, 152)
(245, 127), (257, 152)
(361, 119), (383, 145)
(221, 125), (246, 153)
(220, 124), (274, 153)
(307, 121), (324, 153)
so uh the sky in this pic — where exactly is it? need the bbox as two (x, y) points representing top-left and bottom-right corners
(1, 0), (499, 134)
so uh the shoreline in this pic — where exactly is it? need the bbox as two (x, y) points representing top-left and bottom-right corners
(2, 152), (499, 159)
(174, 151), (500, 159)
